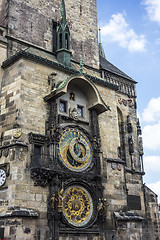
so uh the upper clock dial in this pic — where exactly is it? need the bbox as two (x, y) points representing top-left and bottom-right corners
(58, 128), (93, 172)
(0, 169), (6, 187)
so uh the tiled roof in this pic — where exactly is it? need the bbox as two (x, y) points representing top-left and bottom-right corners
(100, 55), (135, 82)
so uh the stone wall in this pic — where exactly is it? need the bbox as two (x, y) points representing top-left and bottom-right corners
(0, 0), (8, 27)
(7, 0), (99, 68)
(0, 39), (7, 86)
(0, 48), (158, 240)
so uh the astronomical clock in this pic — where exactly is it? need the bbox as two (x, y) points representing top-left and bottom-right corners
(63, 185), (94, 227)
(52, 125), (99, 231)
(58, 127), (93, 172)
(30, 74), (108, 239)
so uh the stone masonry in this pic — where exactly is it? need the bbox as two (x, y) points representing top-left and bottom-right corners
(0, 0), (159, 240)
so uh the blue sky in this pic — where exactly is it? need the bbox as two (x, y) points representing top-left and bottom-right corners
(97, 0), (160, 202)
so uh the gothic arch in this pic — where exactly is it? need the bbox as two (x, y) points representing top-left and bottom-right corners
(45, 75), (110, 115)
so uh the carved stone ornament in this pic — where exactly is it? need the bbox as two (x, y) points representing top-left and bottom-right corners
(138, 136), (144, 156)
(128, 136), (134, 154)
(69, 107), (79, 121)
(118, 98), (123, 104)
(122, 99), (127, 106)
(29, 132), (48, 144)
(93, 136), (101, 149)
(118, 98), (134, 108)
(127, 116), (133, 133)
(50, 123), (56, 139)
(111, 162), (117, 170)
(51, 194), (58, 210)
(13, 128), (22, 139)
(48, 72), (57, 91)
(133, 158), (136, 168)
(30, 168), (51, 187)
(3, 148), (9, 157)
(117, 163), (122, 171)
(97, 198), (109, 215)
(58, 189), (64, 212)
(128, 99), (134, 107)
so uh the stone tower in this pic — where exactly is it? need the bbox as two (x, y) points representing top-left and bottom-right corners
(0, 0), (159, 240)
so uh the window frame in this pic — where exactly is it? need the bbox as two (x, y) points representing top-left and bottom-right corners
(77, 105), (84, 118)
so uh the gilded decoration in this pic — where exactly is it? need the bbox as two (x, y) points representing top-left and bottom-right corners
(58, 128), (93, 172)
(63, 186), (93, 227)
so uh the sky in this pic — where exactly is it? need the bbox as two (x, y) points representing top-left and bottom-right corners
(97, 0), (160, 202)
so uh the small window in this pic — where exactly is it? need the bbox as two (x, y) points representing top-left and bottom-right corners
(52, 21), (57, 52)
(65, 33), (69, 49)
(60, 100), (67, 113)
(0, 30), (3, 37)
(34, 145), (41, 165)
(77, 105), (83, 117)
(59, 33), (62, 49)
(0, 228), (4, 239)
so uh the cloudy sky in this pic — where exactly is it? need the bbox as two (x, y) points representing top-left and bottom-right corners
(97, 0), (160, 202)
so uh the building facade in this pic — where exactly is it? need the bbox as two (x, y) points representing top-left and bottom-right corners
(0, 0), (159, 239)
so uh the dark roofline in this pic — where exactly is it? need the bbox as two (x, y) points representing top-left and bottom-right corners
(144, 184), (158, 197)
(100, 55), (137, 83)
(2, 50), (119, 91)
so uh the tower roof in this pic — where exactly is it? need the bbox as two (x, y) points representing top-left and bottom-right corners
(100, 55), (135, 82)
(98, 28), (106, 59)
(61, 0), (67, 26)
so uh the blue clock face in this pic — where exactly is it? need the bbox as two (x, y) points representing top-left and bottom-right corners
(58, 128), (93, 172)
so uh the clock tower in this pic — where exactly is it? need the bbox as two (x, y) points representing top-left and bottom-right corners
(0, 0), (159, 239)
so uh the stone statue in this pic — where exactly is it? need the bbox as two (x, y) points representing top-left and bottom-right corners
(58, 189), (64, 212)
(51, 194), (57, 209)
(128, 136), (134, 154)
(97, 198), (103, 212)
(50, 123), (55, 138)
(48, 72), (57, 91)
(138, 136), (144, 156)
(69, 107), (79, 121)
(97, 198), (108, 214)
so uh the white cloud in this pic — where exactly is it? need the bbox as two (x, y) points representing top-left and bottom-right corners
(147, 181), (160, 202)
(142, 97), (160, 122)
(155, 38), (160, 46)
(144, 155), (160, 172)
(141, 97), (160, 151)
(101, 13), (146, 52)
(143, 123), (160, 151)
(142, 0), (160, 24)
(144, 156), (160, 202)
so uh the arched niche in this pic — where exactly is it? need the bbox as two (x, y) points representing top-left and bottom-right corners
(45, 75), (110, 115)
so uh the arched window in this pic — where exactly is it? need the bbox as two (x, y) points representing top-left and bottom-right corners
(59, 33), (62, 49)
(65, 33), (69, 49)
